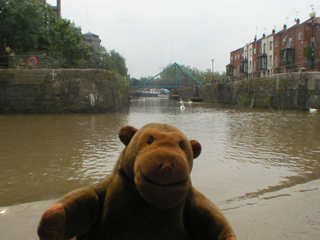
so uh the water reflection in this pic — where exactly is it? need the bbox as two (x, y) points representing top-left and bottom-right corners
(1, 97), (320, 239)
(0, 113), (129, 206)
(222, 110), (320, 202)
(0, 97), (320, 211)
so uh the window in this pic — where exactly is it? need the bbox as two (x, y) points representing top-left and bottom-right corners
(261, 57), (267, 69)
(231, 56), (233, 61)
(298, 49), (302, 59)
(263, 43), (266, 53)
(269, 41), (273, 50)
(298, 32), (302, 41)
(288, 36), (292, 47)
(259, 46), (262, 53)
(262, 58), (267, 69)
(275, 55), (278, 67)
(257, 55), (267, 70)
(282, 37), (286, 46)
(254, 48), (256, 54)
(240, 60), (248, 73)
(281, 48), (294, 66)
(275, 40), (278, 48)
(269, 55), (273, 68)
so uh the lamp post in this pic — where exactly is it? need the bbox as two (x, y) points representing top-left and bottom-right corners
(309, 7), (316, 71)
(211, 59), (214, 80)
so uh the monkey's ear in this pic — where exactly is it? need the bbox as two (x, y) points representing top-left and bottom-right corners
(119, 125), (138, 146)
(190, 140), (201, 159)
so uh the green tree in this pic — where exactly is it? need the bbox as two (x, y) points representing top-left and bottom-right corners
(83, 45), (106, 69)
(0, 0), (91, 68)
(106, 50), (128, 77)
(83, 47), (128, 77)
(156, 63), (201, 87)
(48, 19), (91, 67)
(0, 0), (54, 55)
(0, 0), (128, 73)
(139, 63), (226, 87)
(129, 77), (141, 87)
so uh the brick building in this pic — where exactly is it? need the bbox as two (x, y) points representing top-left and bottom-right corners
(226, 47), (244, 77)
(226, 12), (320, 78)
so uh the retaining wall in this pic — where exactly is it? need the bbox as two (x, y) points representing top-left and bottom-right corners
(0, 69), (130, 114)
(177, 72), (320, 110)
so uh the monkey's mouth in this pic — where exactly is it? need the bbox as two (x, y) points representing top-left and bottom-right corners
(140, 169), (188, 187)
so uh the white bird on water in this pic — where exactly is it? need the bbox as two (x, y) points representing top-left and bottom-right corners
(309, 108), (318, 113)
(180, 102), (185, 110)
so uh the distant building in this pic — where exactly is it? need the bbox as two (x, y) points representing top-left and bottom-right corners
(83, 32), (102, 49)
(50, 1), (102, 51)
(226, 12), (320, 78)
(51, 0), (61, 20)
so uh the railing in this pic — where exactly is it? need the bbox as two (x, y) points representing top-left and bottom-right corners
(215, 60), (320, 84)
(0, 55), (62, 69)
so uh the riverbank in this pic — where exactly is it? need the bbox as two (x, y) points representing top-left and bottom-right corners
(176, 72), (320, 110)
(0, 69), (130, 114)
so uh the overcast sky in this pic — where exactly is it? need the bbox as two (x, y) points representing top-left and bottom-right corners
(47, 0), (318, 78)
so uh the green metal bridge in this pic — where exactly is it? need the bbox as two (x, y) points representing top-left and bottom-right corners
(130, 62), (203, 89)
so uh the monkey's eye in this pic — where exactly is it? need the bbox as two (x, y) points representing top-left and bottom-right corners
(147, 136), (154, 144)
(179, 141), (185, 149)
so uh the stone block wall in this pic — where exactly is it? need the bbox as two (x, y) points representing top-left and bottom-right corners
(177, 72), (320, 110)
(0, 69), (130, 114)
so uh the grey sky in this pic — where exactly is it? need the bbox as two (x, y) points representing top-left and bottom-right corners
(47, 0), (318, 78)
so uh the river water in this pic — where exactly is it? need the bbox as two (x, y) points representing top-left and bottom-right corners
(0, 97), (320, 239)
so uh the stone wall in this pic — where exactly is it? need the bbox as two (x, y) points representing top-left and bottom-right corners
(0, 69), (130, 114)
(177, 72), (320, 110)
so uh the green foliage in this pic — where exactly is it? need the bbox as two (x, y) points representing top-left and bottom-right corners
(83, 45), (105, 69)
(138, 63), (226, 87)
(48, 19), (91, 67)
(82, 47), (128, 77)
(100, 49), (128, 77)
(108, 50), (128, 77)
(0, 0), (54, 54)
(0, 0), (128, 75)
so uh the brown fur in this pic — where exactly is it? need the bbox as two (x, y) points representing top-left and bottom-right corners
(38, 123), (236, 240)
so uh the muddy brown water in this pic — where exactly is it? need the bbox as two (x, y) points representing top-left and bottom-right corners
(1, 97), (319, 239)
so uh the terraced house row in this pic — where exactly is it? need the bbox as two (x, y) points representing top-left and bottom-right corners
(226, 12), (320, 79)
